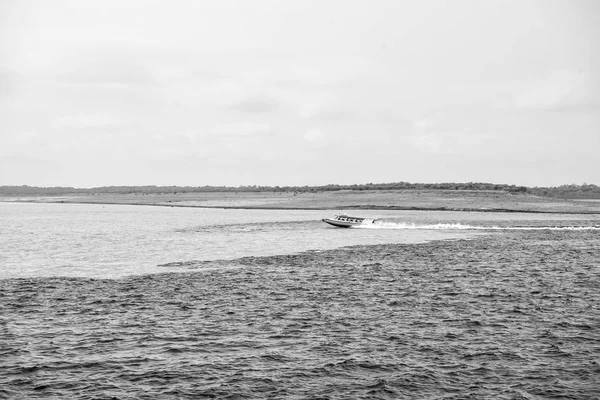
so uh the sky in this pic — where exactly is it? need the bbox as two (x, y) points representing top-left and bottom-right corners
(1, 0), (599, 188)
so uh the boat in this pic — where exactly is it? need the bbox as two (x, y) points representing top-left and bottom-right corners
(321, 214), (376, 228)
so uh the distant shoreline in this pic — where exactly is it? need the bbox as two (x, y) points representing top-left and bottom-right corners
(3, 189), (600, 215)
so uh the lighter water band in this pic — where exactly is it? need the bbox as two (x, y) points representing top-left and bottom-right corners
(357, 222), (600, 231)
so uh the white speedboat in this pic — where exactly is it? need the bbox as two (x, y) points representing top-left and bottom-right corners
(321, 214), (376, 228)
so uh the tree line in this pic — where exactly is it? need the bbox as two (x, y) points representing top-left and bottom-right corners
(1, 182), (599, 199)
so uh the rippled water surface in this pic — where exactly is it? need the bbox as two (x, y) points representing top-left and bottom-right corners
(1, 203), (599, 398)
(1, 203), (492, 279)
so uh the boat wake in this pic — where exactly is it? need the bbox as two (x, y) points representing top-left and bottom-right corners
(356, 221), (600, 231)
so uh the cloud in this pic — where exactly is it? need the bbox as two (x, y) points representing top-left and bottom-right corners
(412, 118), (436, 131)
(303, 128), (328, 147)
(229, 96), (278, 114)
(51, 114), (126, 129)
(408, 133), (444, 153)
(515, 69), (596, 111)
(294, 91), (339, 119)
(408, 117), (446, 152)
(407, 131), (484, 154)
(0, 66), (21, 95)
(212, 121), (272, 137)
(306, 106), (355, 121)
(54, 49), (158, 87)
(407, 116), (495, 154)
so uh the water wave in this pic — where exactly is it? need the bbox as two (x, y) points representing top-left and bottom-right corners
(357, 221), (600, 231)
(178, 220), (313, 233)
(2, 231), (599, 399)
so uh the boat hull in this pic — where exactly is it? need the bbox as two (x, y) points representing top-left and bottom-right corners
(321, 218), (358, 228)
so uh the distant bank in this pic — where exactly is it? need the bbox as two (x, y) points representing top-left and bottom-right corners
(2, 189), (600, 214)
(2, 182), (600, 199)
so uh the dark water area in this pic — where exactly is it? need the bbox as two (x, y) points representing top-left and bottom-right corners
(1, 231), (599, 399)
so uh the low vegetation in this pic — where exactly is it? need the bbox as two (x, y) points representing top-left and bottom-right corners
(2, 182), (599, 199)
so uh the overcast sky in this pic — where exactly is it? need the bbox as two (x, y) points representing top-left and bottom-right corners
(1, 0), (598, 188)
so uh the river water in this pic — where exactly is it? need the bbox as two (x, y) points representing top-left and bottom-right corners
(1, 202), (599, 398)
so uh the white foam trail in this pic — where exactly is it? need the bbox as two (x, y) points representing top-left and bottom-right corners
(355, 221), (600, 231)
